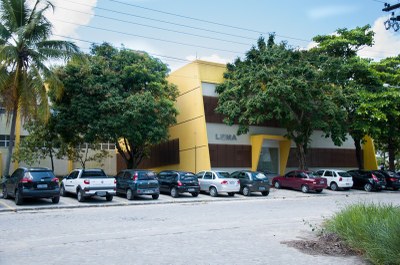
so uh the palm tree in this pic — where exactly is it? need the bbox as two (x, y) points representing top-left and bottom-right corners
(0, 0), (80, 176)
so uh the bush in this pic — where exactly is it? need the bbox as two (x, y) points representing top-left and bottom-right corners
(324, 203), (400, 265)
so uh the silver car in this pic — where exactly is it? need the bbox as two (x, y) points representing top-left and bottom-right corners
(196, 171), (240, 197)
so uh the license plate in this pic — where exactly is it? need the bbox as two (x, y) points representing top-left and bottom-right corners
(188, 188), (195, 192)
(97, 191), (106, 196)
(229, 181), (235, 184)
(382, 186), (386, 189)
(320, 181), (324, 184)
(37, 184), (47, 189)
(143, 190), (153, 194)
(259, 187), (266, 191)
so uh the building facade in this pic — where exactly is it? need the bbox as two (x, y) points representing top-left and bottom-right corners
(124, 60), (378, 174)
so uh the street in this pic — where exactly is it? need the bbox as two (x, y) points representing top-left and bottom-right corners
(0, 189), (399, 265)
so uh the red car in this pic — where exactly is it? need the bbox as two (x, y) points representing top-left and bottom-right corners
(272, 170), (327, 193)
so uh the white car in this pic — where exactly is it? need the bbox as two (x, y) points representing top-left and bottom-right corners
(196, 171), (240, 197)
(316, 169), (353, 191)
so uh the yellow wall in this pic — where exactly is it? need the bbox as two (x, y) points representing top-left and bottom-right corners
(363, 136), (378, 170)
(152, 60), (225, 173)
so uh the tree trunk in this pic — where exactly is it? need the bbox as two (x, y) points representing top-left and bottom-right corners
(296, 143), (307, 170)
(354, 138), (363, 170)
(49, 149), (54, 172)
(4, 107), (18, 176)
(388, 137), (395, 171)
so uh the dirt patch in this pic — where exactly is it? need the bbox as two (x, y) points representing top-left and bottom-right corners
(282, 233), (359, 257)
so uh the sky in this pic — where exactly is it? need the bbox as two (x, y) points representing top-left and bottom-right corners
(43, 0), (400, 72)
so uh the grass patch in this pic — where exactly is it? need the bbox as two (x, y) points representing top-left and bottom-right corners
(324, 203), (400, 265)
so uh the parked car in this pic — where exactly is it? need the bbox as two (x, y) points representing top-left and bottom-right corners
(2, 167), (60, 205)
(347, 170), (386, 192)
(230, 170), (270, 196)
(157, 171), (200, 198)
(115, 169), (159, 200)
(272, 170), (327, 193)
(60, 168), (116, 202)
(315, 169), (353, 191)
(196, 170), (240, 197)
(375, 170), (400, 191)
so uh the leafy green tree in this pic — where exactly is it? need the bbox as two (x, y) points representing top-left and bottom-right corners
(12, 118), (61, 171)
(369, 56), (400, 170)
(216, 35), (347, 169)
(50, 43), (178, 169)
(0, 0), (79, 175)
(312, 25), (382, 169)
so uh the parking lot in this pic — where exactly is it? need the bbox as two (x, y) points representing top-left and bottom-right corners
(1, 187), (399, 212)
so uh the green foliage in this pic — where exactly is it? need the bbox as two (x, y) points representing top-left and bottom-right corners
(216, 35), (347, 169)
(312, 25), (381, 169)
(0, 0), (80, 175)
(50, 43), (178, 169)
(324, 203), (400, 265)
(12, 118), (61, 170)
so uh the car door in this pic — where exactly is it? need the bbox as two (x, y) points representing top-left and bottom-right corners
(239, 172), (250, 189)
(64, 171), (78, 193)
(324, 170), (334, 186)
(7, 169), (23, 195)
(294, 172), (306, 190)
(281, 171), (295, 188)
(202, 172), (213, 191)
(157, 172), (167, 192)
(115, 171), (125, 193)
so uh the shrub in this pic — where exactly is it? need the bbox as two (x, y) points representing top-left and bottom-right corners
(324, 203), (400, 265)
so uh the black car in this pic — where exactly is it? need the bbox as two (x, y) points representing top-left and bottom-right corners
(157, 171), (200, 198)
(376, 170), (400, 191)
(2, 167), (60, 205)
(347, 170), (386, 192)
(230, 170), (270, 196)
(115, 169), (160, 200)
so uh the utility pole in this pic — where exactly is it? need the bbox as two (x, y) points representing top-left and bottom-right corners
(383, 3), (400, 31)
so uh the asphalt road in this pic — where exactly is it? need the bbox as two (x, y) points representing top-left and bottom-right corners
(0, 189), (399, 265)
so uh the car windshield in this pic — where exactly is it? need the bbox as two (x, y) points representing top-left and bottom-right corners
(180, 173), (197, 181)
(216, 172), (230, 178)
(304, 172), (319, 179)
(29, 171), (55, 181)
(337, 171), (352, 178)
(138, 171), (157, 180)
(251, 172), (267, 180)
(82, 170), (107, 178)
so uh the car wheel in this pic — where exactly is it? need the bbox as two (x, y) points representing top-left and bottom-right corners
(261, 191), (269, 196)
(106, 194), (113, 201)
(52, 196), (60, 204)
(2, 185), (9, 199)
(126, 189), (134, 200)
(228, 192), (235, 197)
(301, 185), (309, 193)
(274, 181), (281, 189)
(170, 187), (179, 198)
(152, 194), (159, 200)
(242, 186), (251, 196)
(60, 185), (66, 197)
(191, 192), (199, 197)
(15, 189), (23, 205)
(209, 187), (218, 197)
(364, 183), (373, 192)
(330, 182), (338, 191)
(315, 189), (323, 193)
(77, 189), (85, 202)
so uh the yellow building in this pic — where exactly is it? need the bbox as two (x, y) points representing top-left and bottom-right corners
(117, 60), (378, 175)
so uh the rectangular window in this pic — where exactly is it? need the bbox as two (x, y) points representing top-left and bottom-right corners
(0, 135), (10, 147)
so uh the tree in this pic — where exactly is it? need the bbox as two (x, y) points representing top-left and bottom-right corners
(50, 43), (178, 169)
(369, 56), (400, 170)
(216, 36), (347, 169)
(312, 25), (382, 169)
(12, 117), (61, 171)
(0, 0), (79, 175)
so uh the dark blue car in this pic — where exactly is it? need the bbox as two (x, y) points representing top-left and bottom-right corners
(115, 169), (160, 200)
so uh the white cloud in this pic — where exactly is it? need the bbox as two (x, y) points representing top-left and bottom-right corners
(358, 16), (400, 60)
(185, 54), (231, 65)
(45, 0), (98, 40)
(307, 5), (358, 20)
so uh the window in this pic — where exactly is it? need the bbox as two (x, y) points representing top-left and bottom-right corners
(196, 172), (204, 179)
(0, 135), (10, 147)
(116, 171), (125, 178)
(285, 172), (295, 178)
(123, 172), (131, 179)
(325, 171), (333, 177)
(204, 172), (212, 180)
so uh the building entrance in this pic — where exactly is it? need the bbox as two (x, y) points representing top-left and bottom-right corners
(256, 140), (279, 174)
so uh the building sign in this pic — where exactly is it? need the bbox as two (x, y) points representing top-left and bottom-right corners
(215, 134), (237, 141)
